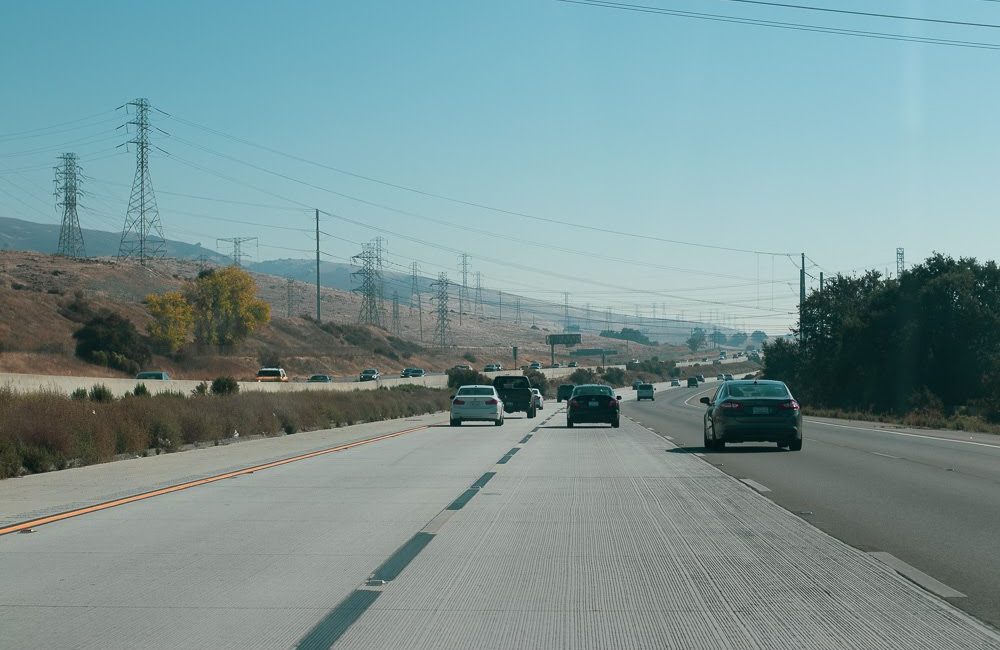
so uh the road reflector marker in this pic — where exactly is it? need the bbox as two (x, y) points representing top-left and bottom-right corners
(869, 552), (966, 598)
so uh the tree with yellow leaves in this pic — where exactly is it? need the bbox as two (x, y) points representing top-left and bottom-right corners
(186, 267), (270, 349)
(145, 291), (194, 354)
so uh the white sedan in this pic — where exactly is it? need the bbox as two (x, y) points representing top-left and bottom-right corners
(531, 388), (545, 410)
(450, 385), (504, 426)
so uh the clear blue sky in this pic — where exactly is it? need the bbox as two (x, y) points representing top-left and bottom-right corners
(2, 0), (999, 334)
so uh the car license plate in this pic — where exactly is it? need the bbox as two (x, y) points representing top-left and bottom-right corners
(752, 407), (770, 415)
(589, 400), (599, 407)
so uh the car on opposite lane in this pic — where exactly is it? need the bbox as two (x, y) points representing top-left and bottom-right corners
(255, 367), (288, 382)
(307, 374), (333, 383)
(450, 385), (504, 426)
(701, 379), (802, 451)
(568, 361), (578, 367)
(566, 384), (621, 428)
(135, 371), (170, 381)
(400, 367), (426, 378)
(359, 368), (380, 382)
(528, 361), (542, 370)
(484, 363), (502, 372)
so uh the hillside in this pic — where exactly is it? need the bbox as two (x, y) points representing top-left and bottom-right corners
(0, 251), (675, 380)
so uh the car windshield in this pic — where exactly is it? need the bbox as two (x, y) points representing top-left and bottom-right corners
(257, 369), (281, 377)
(362, 369), (377, 374)
(457, 387), (494, 396)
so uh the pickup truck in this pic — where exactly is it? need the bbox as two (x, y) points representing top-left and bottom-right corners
(492, 375), (538, 418)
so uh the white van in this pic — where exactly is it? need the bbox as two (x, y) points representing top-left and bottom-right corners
(636, 383), (655, 401)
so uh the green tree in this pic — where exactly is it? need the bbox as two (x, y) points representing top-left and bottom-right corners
(145, 291), (194, 354)
(728, 331), (748, 347)
(686, 328), (706, 352)
(187, 267), (270, 349)
(749, 330), (769, 347)
(73, 312), (151, 374)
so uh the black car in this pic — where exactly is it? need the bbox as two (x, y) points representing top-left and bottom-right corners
(307, 374), (333, 383)
(686, 377), (699, 387)
(701, 380), (802, 451)
(556, 383), (576, 402)
(400, 368), (426, 378)
(567, 384), (621, 428)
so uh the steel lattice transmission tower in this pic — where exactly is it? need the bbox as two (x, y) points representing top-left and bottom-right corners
(352, 242), (383, 327)
(457, 253), (470, 325)
(285, 278), (298, 318)
(117, 98), (165, 264)
(896, 247), (905, 276)
(391, 290), (402, 335)
(216, 236), (257, 267)
(474, 272), (484, 316)
(54, 153), (85, 258)
(430, 272), (451, 348)
(410, 262), (423, 341)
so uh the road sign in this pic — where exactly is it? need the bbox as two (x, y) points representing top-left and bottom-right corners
(545, 334), (581, 346)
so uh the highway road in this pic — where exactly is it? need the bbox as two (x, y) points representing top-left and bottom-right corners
(2, 389), (999, 648)
(626, 383), (1000, 628)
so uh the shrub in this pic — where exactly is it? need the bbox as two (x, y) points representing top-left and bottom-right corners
(447, 367), (492, 389)
(132, 382), (150, 397)
(600, 367), (627, 387)
(192, 382), (209, 396)
(462, 352), (477, 363)
(567, 368), (598, 385)
(210, 376), (239, 395)
(523, 369), (549, 396)
(70, 387), (88, 400)
(88, 384), (114, 403)
(257, 350), (282, 368)
(73, 312), (151, 373)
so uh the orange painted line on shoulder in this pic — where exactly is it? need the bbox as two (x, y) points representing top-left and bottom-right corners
(0, 423), (431, 537)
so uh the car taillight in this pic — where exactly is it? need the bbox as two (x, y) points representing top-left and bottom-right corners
(485, 398), (499, 405)
(608, 398), (618, 408)
(720, 401), (742, 410)
(452, 399), (465, 405)
(569, 399), (579, 408)
(779, 400), (800, 411)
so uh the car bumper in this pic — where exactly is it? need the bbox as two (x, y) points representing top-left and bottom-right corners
(567, 409), (619, 423)
(717, 418), (801, 442)
(451, 406), (502, 421)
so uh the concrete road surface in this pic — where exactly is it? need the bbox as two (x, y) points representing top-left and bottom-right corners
(2, 396), (998, 649)
(626, 383), (1000, 629)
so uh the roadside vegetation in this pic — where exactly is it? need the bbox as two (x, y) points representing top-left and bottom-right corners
(763, 254), (1000, 432)
(0, 384), (450, 479)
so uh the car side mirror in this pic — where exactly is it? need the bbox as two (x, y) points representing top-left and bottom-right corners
(449, 395), (455, 400)
(699, 397), (711, 405)
(616, 396), (622, 401)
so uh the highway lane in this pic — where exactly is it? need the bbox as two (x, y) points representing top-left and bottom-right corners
(4, 392), (1000, 648)
(625, 384), (1000, 628)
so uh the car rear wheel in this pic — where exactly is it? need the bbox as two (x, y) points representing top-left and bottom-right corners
(789, 438), (803, 451)
(528, 406), (537, 419)
(611, 417), (620, 428)
(567, 419), (574, 428)
(494, 417), (503, 426)
(450, 419), (461, 427)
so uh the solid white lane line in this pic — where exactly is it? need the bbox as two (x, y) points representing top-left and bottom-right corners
(870, 451), (902, 460)
(664, 435), (674, 440)
(693, 452), (705, 457)
(869, 552), (966, 598)
(810, 419), (1000, 450)
(684, 387), (716, 408)
(739, 478), (772, 493)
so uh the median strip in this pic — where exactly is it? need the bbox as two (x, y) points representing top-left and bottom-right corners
(0, 423), (431, 537)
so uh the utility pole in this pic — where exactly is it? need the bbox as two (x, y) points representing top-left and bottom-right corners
(799, 252), (806, 344)
(819, 271), (824, 293)
(216, 236), (257, 267)
(563, 292), (570, 330)
(896, 247), (905, 277)
(498, 291), (503, 321)
(391, 290), (401, 335)
(430, 272), (451, 348)
(117, 98), (165, 265)
(457, 253), (469, 326)
(55, 152), (85, 258)
(352, 242), (382, 327)
(315, 209), (321, 322)
(515, 297), (521, 324)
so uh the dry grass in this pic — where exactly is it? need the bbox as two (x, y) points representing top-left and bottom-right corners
(802, 406), (1000, 436)
(0, 384), (451, 479)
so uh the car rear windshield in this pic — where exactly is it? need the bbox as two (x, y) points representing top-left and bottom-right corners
(257, 370), (282, 377)
(727, 383), (789, 398)
(639, 384), (653, 390)
(495, 378), (529, 389)
(457, 387), (494, 396)
(573, 386), (613, 397)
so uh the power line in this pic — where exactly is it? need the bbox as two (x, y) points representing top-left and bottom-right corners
(555, 0), (1000, 50)
(709, 0), (1000, 29)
